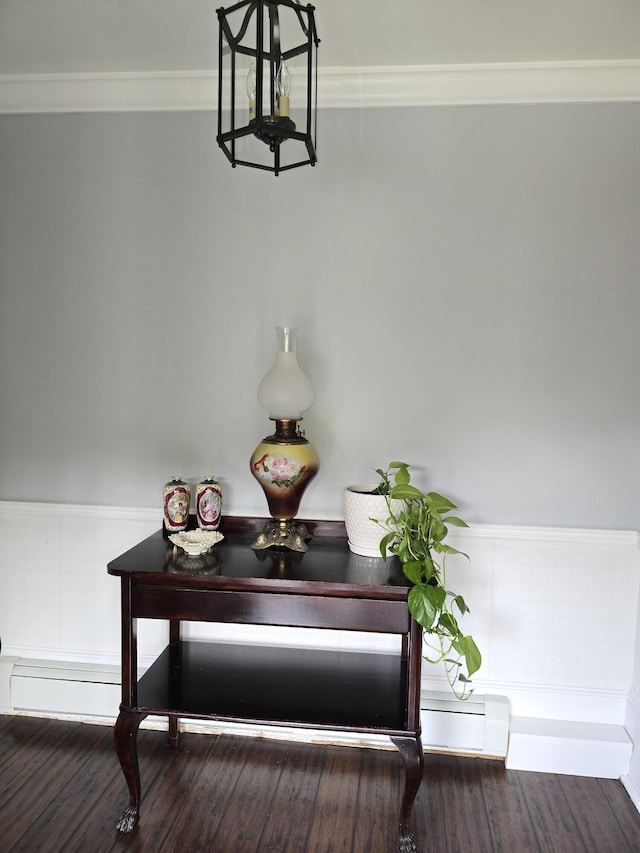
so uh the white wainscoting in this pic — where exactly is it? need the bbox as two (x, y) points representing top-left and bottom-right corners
(0, 501), (638, 786)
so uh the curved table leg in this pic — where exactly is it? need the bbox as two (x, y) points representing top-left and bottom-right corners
(114, 708), (147, 832)
(391, 734), (424, 853)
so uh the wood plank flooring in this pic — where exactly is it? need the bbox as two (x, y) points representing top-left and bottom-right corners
(1, 714), (639, 852)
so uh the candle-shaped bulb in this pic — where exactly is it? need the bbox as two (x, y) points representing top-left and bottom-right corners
(246, 63), (256, 121)
(275, 60), (291, 117)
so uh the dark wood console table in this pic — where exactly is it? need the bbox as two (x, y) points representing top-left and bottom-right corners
(108, 517), (424, 852)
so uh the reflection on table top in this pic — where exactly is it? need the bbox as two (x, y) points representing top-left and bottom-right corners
(108, 523), (408, 594)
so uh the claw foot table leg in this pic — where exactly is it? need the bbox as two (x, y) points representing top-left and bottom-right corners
(115, 804), (140, 833)
(399, 833), (419, 852)
(114, 708), (146, 832)
(391, 734), (424, 851)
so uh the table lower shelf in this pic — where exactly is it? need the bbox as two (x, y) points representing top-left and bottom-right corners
(134, 640), (411, 734)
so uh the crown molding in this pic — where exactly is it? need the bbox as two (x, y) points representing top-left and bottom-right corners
(0, 60), (639, 115)
(324, 60), (640, 108)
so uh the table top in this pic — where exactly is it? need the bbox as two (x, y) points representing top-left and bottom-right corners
(108, 516), (409, 599)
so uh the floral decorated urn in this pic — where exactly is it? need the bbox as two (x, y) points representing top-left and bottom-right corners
(250, 423), (319, 523)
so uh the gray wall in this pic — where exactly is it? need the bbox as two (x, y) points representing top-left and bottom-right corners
(1, 103), (639, 529)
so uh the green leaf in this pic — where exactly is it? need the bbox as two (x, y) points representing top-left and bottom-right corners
(391, 463), (410, 486)
(456, 635), (482, 677)
(444, 515), (468, 528)
(424, 583), (446, 610)
(402, 560), (423, 585)
(378, 532), (395, 558)
(435, 543), (467, 558)
(408, 585), (438, 630)
(438, 611), (460, 637)
(426, 492), (457, 512)
(395, 530), (410, 561)
(422, 554), (436, 582)
(453, 595), (470, 616)
(389, 484), (423, 501)
(430, 517), (447, 544)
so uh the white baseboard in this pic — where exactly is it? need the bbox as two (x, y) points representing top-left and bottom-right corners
(9, 657), (122, 719)
(419, 690), (509, 758)
(507, 716), (632, 779)
(421, 674), (630, 727)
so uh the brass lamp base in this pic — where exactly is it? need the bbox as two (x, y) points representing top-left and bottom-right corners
(251, 519), (311, 552)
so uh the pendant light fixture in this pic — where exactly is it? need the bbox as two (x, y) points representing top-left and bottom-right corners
(216, 0), (320, 176)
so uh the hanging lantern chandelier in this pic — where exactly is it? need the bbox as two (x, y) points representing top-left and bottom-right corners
(216, 0), (320, 176)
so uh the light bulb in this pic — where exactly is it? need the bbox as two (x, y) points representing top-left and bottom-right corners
(246, 63), (256, 121)
(275, 61), (291, 117)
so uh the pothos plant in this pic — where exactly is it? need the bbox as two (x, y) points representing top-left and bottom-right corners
(373, 462), (481, 700)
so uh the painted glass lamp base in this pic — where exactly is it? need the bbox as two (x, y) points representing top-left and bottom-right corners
(249, 420), (319, 551)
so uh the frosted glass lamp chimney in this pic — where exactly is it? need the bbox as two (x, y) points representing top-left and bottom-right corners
(257, 327), (314, 421)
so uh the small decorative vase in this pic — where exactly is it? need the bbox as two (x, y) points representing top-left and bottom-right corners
(163, 476), (190, 533)
(344, 485), (403, 557)
(196, 476), (223, 531)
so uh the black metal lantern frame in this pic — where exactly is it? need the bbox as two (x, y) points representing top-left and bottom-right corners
(217, 0), (319, 175)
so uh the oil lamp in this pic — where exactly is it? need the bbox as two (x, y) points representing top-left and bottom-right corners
(250, 327), (319, 551)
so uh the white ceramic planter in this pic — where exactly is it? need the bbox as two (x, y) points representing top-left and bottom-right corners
(343, 485), (403, 557)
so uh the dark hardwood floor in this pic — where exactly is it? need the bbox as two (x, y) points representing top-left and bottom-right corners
(1, 714), (639, 852)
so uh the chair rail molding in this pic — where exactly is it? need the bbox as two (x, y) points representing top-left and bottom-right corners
(1, 60), (639, 114)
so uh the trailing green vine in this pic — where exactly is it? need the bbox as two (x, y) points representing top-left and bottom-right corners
(375, 462), (481, 699)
